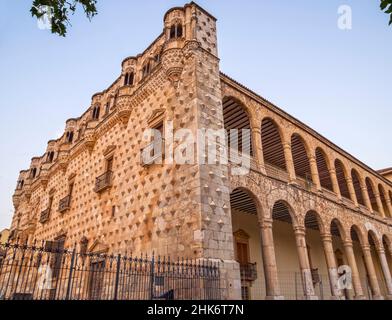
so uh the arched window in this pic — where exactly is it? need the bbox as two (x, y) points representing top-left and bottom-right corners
(351, 169), (365, 206)
(105, 102), (110, 115)
(291, 134), (312, 182)
(315, 148), (333, 191)
(142, 62), (151, 78)
(334, 159), (351, 200)
(17, 180), (24, 190)
(379, 185), (390, 217)
(366, 178), (379, 213)
(66, 131), (74, 144)
(47, 151), (55, 163)
(124, 72), (134, 86)
(170, 23), (183, 39)
(261, 118), (286, 172)
(92, 106), (100, 120)
(222, 97), (253, 156)
(30, 168), (37, 179)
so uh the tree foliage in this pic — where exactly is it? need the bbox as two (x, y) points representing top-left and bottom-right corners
(381, 0), (392, 25)
(30, 0), (97, 36)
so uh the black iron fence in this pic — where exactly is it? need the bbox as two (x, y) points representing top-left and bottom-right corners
(0, 242), (221, 301)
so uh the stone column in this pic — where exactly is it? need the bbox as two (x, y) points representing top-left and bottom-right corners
(309, 155), (321, 191)
(361, 244), (383, 300)
(293, 226), (318, 299)
(376, 247), (392, 299)
(346, 177), (359, 207)
(329, 169), (342, 200)
(320, 233), (342, 299)
(374, 193), (385, 218)
(251, 126), (266, 174)
(259, 218), (283, 299)
(283, 142), (296, 183)
(343, 240), (365, 299)
(361, 185), (373, 213)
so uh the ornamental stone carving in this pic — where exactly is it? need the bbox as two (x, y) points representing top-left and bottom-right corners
(116, 95), (133, 125)
(161, 48), (184, 86)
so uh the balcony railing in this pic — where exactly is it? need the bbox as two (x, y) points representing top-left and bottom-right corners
(40, 209), (50, 224)
(94, 171), (113, 193)
(240, 263), (257, 282)
(58, 195), (71, 213)
(264, 163), (289, 182)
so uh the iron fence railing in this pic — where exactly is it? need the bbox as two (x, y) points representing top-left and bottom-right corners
(0, 242), (221, 301)
(94, 171), (113, 193)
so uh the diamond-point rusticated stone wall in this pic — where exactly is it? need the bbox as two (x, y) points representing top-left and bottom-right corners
(8, 2), (392, 300)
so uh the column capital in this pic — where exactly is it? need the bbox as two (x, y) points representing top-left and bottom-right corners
(293, 225), (306, 236)
(361, 244), (371, 252)
(376, 247), (386, 255)
(260, 217), (273, 229)
(283, 142), (291, 150)
(320, 233), (333, 243)
(343, 240), (354, 248)
(251, 126), (261, 134)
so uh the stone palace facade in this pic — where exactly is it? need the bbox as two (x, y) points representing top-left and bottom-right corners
(8, 2), (392, 300)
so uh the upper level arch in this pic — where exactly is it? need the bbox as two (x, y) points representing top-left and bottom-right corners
(351, 169), (365, 206)
(222, 96), (253, 156)
(291, 133), (312, 182)
(261, 118), (286, 172)
(334, 159), (351, 200)
(315, 147), (333, 191)
(365, 177), (379, 214)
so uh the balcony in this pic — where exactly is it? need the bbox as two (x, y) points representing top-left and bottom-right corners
(240, 263), (257, 282)
(58, 195), (71, 213)
(40, 209), (50, 224)
(94, 171), (113, 193)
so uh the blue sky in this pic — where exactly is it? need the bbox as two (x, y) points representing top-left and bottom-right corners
(0, 0), (391, 229)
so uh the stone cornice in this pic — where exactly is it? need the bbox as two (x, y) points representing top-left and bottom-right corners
(220, 73), (392, 189)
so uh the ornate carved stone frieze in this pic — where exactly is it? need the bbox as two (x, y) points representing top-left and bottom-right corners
(116, 95), (133, 126)
(162, 48), (184, 86)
